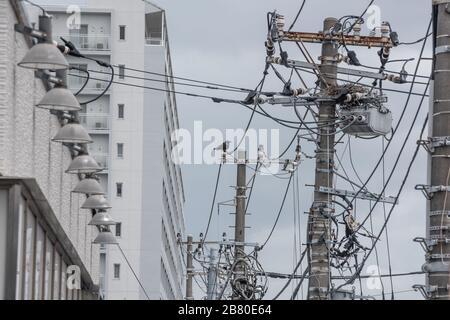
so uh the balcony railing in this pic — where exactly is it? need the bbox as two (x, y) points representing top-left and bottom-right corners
(68, 74), (110, 92)
(79, 113), (110, 131)
(89, 153), (109, 170)
(145, 32), (163, 46)
(58, 34), (111, 51)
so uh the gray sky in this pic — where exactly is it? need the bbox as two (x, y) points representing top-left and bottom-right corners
(35, 0), (434, 300)
(155, 0), (432, 300)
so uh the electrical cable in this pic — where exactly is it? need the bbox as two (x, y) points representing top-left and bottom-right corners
(381, 138), (395, 300)
(334, 113), (429, 292)
(348, 0), (376, 33)
(112, 64), (256, 93)
(290, 266), (310, 300)
(368, 200), (386, 299)
(229, 66), (269, 154)
(399, 33), (433, 46)
(293, 65), (430, 97)
(288, 0), (307, 32)
(245, 163), (260, 214)
(20, 0), (46, 14)
(201, 164), (223, 249)
(353, 77), (430, 235)
(116, 244), (150, 300)
(272, 248), (307, 300)
(76, 65), (114, 105)
(85, 68), (257, 95)
(333, 18), (432, 218)
(69, 72), (243, 102)
(259, 173), (294, 250)
(70, 66), (90, 96)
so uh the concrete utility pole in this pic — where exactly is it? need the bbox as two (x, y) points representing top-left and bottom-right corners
(307, 17), (338, 300)
(424, 1), (450, 300)
(186, 235), (194, 300)
(232, 150), (247, 300)
(206, 248), (218, 300)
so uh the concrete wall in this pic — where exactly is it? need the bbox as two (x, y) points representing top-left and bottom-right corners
(0, 190), (7, 300)
(0, 0), (99, 287)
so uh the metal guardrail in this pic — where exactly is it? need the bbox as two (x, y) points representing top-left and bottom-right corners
(79, 113), (110, 131)
(58, 34), (111, 51)
(68, 74), (110, 92)
(89, 153), (109, 170)
(145, 32), (163, 45)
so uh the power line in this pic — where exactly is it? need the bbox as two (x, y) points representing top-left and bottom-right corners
(334, 18), (432, 219)
(84, 68), (256, 95)
(116, 244), (150, 300)
(348, 0), (376, 33)
(334, 113), (429, 292)
(112, 64), (255, 93)
(201, 164), (223, 247)
(288, 0), (307, 32)
(229, 67), (269, 154)
(272, 248), (307, 300)
(399, 33), (433, 46)
(259, 173), (294, 250)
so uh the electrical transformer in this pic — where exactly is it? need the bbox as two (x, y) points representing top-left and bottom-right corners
(338, 107), (393, 137)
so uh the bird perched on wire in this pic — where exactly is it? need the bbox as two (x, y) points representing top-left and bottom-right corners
(215, 141), (230, 163)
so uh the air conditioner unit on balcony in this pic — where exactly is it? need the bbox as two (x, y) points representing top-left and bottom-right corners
(95, 122), (103, 129)
(97, 43), (104, 50)
(96, 82), (103, 89)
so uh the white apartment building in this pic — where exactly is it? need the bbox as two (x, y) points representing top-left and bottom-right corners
(0, 0), (99, 299)
(39, 0), (186, 300)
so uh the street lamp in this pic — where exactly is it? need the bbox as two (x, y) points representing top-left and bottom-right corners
(66, 154), (103, 174)
(72, 177), (105, 195)
(37, 87), (81, 111)
(93, 228), (118, 245)
(89, 211), (116, 226)
(36, 70), (81, 111)
(52, 122), (93, 144)
(18, 15), (69, 70)
(81, 195), (112, 210)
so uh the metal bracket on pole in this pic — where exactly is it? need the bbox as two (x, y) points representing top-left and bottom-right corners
(429, 210), (450, 218)
(413, 284), (438, 299)
(316, 186), (398, 204)
(415, 184), (450, 200)
(310, 201), (335, 218)
(412, 237), (450, 252)
(414, 237), (438, 252)
(436, 45), (450, 54)
(429, 253), (450, 259)
(269, 56), (387, 80)
(433, 0), (450, 5)
(429, 225), (449, 232)
(417, 136), (450, 154)
(14, 23), (46, 41)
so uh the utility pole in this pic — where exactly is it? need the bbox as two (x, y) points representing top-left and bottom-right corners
(424, 1), (450, 300)
(206, 248), (218, 300)
(307, 17), (338, 300)
(186, 235), (194, 300)
(232, 150), (247, 300)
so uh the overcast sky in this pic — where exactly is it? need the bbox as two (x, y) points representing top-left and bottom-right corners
(35, 0), (434, 300)
(155, 0), (433, 300)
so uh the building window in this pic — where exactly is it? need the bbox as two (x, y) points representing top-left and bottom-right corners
(115, 223), (122, 237)
(119, 26), (126, 40)
(113, 264), (120, 279)
(118, 104), (124, 119)
(118, 65), (125, 79)
(117, 143), (124, 158)
(116, 183), (123, 197)
(119, 25), (126, 40)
